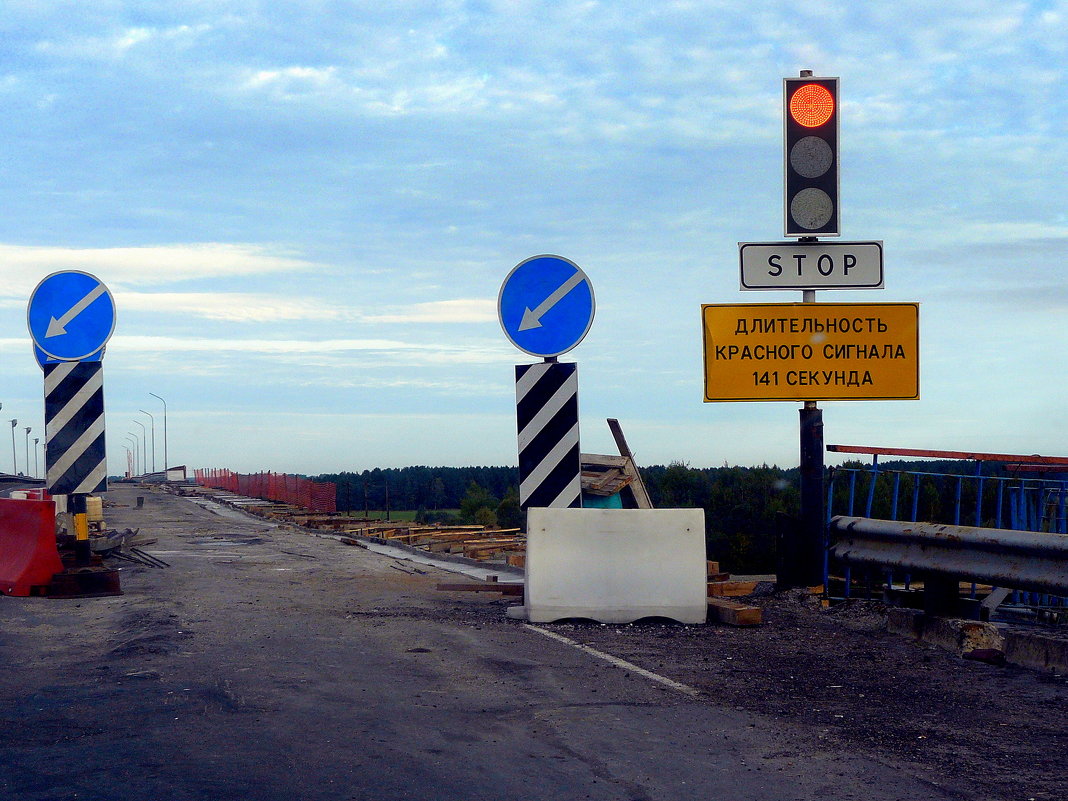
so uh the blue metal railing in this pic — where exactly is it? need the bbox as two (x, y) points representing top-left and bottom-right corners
(825, 458), (1068, 614)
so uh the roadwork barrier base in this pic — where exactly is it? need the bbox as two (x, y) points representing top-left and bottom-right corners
(0, 498), (64, 596)
(48, 565), (122, 599)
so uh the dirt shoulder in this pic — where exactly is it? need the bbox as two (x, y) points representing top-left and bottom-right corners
(564, 590), (1068, 801)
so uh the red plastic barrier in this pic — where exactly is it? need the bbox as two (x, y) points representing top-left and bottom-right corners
(0, 498), (62, 597)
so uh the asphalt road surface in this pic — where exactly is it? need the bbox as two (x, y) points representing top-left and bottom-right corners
(0, 484), (1060, 800)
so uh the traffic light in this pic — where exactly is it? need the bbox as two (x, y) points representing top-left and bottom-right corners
(784, 76), (839, 237)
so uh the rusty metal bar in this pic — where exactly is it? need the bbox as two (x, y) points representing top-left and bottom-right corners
(830, 516), (1068, 596)
(827, 444), (1068, 465)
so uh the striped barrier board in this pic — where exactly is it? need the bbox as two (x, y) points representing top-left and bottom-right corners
(516, 362), (581, 509)
(44, 361), (107, 496)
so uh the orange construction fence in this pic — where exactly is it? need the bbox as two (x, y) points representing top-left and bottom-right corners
(194, 469), (336, 514)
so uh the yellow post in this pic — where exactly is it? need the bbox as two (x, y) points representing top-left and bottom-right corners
(70, 493), (91, 565)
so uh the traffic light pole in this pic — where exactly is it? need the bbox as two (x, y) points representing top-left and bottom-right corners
(785, 67), (829, 591)
(796, 251), (826, 589)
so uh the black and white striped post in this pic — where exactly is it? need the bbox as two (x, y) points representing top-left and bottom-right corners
(499, 256), (595, 511)
(44, 362), (108, 498)
(516, 361), (581, 509)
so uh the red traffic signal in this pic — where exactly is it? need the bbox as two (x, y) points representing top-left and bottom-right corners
(784, 76), (839, 237)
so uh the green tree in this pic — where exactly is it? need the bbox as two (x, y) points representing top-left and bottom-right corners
(496, 486), (522, 530)
(459, 481), (498, 524)
(658, 461), (707, 507)
(430, 477), (446, 510)
(474, 507), (498, 527)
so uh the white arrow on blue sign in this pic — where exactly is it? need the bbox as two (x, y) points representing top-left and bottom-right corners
(27, 271), (116, 362)
(498, 255), (595, 358)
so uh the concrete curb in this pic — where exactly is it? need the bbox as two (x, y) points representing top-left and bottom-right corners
(887, 608), (1068, 672)
(1002, 630), (1068, 672)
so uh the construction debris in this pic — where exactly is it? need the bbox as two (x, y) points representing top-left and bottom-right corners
(707, 598), (762, 626)
(162, 483), (766, 627)
(164, 484), (528, 566)
(90, 527), (170, 568)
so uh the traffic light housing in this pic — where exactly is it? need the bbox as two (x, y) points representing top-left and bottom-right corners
(784, 76), (839, 237)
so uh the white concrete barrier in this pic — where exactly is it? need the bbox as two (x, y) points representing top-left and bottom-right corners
(523, 508), (707, 624)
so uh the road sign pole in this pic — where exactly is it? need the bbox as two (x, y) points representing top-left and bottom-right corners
(515, 361), (582, 510)
(29, 272), (120, 596)
(795, 215), (827, 586)
(796, 402), (825, 588)
(499, 255), (594, 513)
(69, 492), (91, 566)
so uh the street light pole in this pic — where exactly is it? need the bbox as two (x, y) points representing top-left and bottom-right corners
(24, 427), (31, 479)
(133, 420), (147, 476)
(149, 393), (168, 471)
(33, 437), (39, 478)
(9, 419), (17, 475)
(126, 434), (139, 476)
(139, 409), (155, 473)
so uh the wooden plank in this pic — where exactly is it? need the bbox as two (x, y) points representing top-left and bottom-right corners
(708, 598), (762, 626)
(436, 582), (524, 596)
(414, 531), (487, 545)
(459, 542), (525, 551)
(506, 553), (526, 568)
(708, 580), (758, 597)
(580, 467), (633, 496)
(607, 418), (653, 509)
(580, 453), (628, 467)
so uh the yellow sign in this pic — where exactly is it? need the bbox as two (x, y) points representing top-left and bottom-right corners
(702, 302), (919, 402)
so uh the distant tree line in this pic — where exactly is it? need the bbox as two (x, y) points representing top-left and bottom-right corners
(316, 466), (519, 523)
(314, 458), (1028, 574)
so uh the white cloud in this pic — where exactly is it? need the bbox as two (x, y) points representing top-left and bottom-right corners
(35, 23), (212, 61)
(0, 332), (514, 366)
(107, 335), (431, 354)
(0, 243), (318, 294)
(115, 291), (345, 323)
(242, 66), (339, 95)
(363, 299), (495, 324)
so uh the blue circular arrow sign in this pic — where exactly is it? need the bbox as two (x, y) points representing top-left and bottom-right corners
(27, 271), (116, 361)
(498, 255), (595, 358)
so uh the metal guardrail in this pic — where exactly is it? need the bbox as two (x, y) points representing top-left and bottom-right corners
(829, 516), (1068, 597)
(824, 453), (1068, 615)
(826, 464), (1068, 535)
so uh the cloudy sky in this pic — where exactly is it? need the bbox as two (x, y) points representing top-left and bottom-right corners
(0, 1), (1065, 477)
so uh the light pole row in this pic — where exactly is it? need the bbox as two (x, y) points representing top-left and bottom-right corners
(127, 393), (168, 477)
(0, 395), (168, 479)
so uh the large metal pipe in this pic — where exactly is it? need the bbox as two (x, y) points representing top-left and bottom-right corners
(830, 516), (1068, 596)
